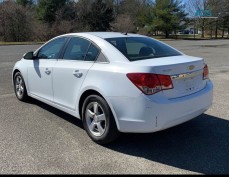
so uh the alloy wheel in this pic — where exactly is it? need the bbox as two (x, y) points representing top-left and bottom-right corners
(85, 102), (106, 137)
(15, 75), (24, 98)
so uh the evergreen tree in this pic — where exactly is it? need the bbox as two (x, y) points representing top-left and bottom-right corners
(153, 0), (187, 38)
(84, 0), (114, 31)
(37, 0), (67, 25)
(16, 0), (33, 7)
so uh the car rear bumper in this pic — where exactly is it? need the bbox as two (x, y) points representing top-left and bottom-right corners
(107, 80), (213, 133)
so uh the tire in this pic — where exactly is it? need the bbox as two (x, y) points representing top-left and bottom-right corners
(82, 95), (119, 144)
(13, 72), (29, 101)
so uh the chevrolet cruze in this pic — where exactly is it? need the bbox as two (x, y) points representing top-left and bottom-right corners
(12, 32), (213, 144)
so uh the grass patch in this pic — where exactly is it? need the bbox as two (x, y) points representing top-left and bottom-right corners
(152, 34), (229, 40)
(0, 41), (44, 45)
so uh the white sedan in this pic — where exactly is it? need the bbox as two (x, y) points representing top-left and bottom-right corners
(12, 32), (213, 144)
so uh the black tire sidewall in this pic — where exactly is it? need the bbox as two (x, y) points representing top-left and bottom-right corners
(82, 95), (119, 144)
(13, 72), (28, 101)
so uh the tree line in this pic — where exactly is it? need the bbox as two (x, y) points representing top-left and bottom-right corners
(0, 0), (228, 42)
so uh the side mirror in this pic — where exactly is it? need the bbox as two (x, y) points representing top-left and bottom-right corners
(23, 51), (34, 60)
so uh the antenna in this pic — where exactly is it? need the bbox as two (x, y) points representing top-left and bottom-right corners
(122, 16), (133, 36)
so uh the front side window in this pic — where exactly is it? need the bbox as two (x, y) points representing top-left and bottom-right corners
(37, 37), (67, 59)
(63, 37), (91, 61)
(106, 37), (182, 61)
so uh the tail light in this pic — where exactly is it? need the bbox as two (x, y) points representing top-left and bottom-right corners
(127, 73), (173, 95)
(203, 64), (209, 80)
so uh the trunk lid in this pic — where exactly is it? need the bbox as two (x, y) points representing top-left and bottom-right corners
(132, 55), (206, 98)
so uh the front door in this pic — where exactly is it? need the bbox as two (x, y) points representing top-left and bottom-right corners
(27, 37), (67, 101)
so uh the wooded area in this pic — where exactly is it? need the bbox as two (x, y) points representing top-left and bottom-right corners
(0, 0), (228, 42)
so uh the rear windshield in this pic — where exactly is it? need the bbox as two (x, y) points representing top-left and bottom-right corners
(106, 37), (182, 61)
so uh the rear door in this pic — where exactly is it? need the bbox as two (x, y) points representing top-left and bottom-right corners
(52, 37), (100, 110)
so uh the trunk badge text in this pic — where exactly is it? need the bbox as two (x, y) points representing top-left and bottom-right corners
(171, 70), (202, 80)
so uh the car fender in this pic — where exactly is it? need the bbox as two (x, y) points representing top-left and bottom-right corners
(12, 60), (29, 92)
(76, 85), (121, 131)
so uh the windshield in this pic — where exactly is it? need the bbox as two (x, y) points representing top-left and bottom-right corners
(106, 37), (182, 61)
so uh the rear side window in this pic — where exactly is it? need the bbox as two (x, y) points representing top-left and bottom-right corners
(106, 37), (182, 61)
(85, 43), (100, 62)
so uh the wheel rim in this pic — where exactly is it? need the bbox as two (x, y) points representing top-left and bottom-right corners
(85, 102), (106, 137)
(15, 75), (24, 98)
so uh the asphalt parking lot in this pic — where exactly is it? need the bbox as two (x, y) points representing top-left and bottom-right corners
(0, 40), (229, 174)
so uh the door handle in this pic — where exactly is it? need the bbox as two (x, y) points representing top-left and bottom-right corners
(45, 68), (51, 75)
(73, 70), (83, 78)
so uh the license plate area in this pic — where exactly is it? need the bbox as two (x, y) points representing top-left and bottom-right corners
(165, 70), (205, 98)
(184, 78), (196, 92)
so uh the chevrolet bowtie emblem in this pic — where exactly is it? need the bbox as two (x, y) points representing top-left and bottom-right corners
(188, 65), (195, 71)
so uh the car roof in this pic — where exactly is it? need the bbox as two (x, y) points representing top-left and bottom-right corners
(54, 32), (150, 63)
(62, 32), (145, 39)
(86, 32), (144, 39)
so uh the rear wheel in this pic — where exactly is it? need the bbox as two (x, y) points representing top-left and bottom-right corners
(82, 95), (119, 144)
(13, 72), (28, 101)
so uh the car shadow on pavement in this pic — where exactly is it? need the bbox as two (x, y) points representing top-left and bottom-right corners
(105, 114), (229, 175)
(27, 98), (84, 130)
(27, 98), (228, 174)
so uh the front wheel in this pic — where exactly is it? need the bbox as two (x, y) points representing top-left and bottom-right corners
(13, 72), (28, 101)
(82, 95), (119, 144)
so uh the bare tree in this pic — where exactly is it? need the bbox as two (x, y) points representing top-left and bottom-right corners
(186, 0), (209, 38)
(186, 0), (229, 38)
(111, 14), (136, 33)
(0, 1), (33, 42)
